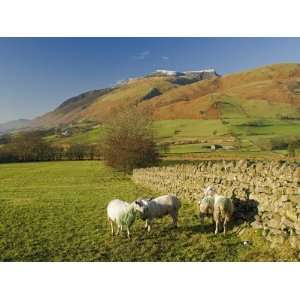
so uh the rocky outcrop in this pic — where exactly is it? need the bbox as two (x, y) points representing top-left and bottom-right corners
(132, 160), (300, 250)
(183, 69), (219, 80)
(152, 68), (219, 79)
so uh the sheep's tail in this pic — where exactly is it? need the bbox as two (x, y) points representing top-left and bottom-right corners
(214, 198), (233, 221)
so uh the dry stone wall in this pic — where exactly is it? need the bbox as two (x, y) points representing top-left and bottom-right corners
(132, 160), (300, 250)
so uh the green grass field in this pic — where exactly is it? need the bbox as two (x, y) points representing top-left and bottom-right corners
(156, 118), (300, 159)
(168, 143), (211, 154)
(155, 118), (300, 143)
(35, 117), (300, 163)
(0, 161), (297, 261)
(154, 119), (229, 141)
(46, 126), (104, 145)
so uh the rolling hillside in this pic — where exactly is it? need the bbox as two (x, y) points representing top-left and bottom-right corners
(32, 63), (300, 129)
(141, 63), (300, 120)
(22, 63), (300, 160)
(0, 119), (31, 134)
(31, 75), (188, 128)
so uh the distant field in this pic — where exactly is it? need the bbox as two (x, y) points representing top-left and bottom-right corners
(42, 118), (300, 160)
(46, 126), (104, 145)
(157, 118), (300, 159)
(155, 118), (300, 141)
(168, 143), (211, 154)
(0, 161), (297, 261)
(154, 119), (229, 140)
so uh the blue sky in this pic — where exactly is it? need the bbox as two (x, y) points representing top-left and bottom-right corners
(1, 37), (300, 123)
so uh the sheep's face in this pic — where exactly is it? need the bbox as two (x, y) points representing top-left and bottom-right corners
(198, 196), (214, 218)
(133, 200), (144, 213)
(203, 186), (216, 197)
(133, 199), (149, 215)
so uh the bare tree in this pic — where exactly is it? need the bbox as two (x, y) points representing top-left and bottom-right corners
(102, 105), (159, 172)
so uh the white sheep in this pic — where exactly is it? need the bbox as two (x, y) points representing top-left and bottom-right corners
(199, 186), (234, 235)
(198, 186), (217, 223)
(107, 199), (141, 238)
(136, 195), (181, 232)
(198, 195), (215, 224)
(203, 186), (217, 197)
(213, 195), (234, 235)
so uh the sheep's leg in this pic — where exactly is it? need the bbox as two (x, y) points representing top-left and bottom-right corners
(215, 220), (219, 235)
(127, 227), (131, 239)
(223, 216), (229, 235)
(199, 213), (204, 224)
(116, 224), (122, 235)
(109, 220), (114, 236)
(172, 213), (178, 228)
(144, 219), (148, 229)
(147, 220), (152, 232)
(118, 225), (123, 235)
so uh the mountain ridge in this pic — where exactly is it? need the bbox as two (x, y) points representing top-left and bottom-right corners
(26, 63), (300, 129)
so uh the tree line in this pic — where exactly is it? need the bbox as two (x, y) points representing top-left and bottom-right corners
(0, 106), (161, 172)
(0, 131), (103, 163)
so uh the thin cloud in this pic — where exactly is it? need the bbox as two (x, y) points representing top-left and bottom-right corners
(132, 50), (151, 60)
(161, 56), (169, 60)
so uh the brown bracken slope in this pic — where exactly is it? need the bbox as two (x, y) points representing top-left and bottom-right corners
(32, 63), (300, 128)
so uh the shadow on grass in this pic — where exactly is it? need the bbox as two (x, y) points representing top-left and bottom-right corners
(181, 221), (240, 235)
(232, 197), (259, 225)
(180, 223), (215, 234)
